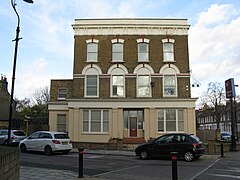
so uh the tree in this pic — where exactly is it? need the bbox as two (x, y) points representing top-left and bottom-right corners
(15, 97), (32, 117)
(33, 86), (50, 105)
(14, 86), (50, 132)
(199, 82), (226, 128)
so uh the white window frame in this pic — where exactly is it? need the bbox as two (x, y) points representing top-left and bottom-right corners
(163, 74), (177, 97)
(162, 38), (175, 62)
(111, 75), (125, 97)
(112, 39), (124, 62)
(137, 74), (151, 97)
(137, 38), (150, 62)
(157, 109), (184, 133)
(83, 109), (109, 133)
(85, 75), (99, 98)
(57, 114), (67, 132)
(86, 39), (99, 62)
(58, 88), (67, 100)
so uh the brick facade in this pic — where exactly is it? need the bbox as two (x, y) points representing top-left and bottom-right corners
(49, 18), (197, 146)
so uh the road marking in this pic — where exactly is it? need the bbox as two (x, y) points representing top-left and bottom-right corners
(86, 155), (105, 159)
(208, 174), (240, 179)
(189, 158), (221, 180)
(215, 168), (240, 173)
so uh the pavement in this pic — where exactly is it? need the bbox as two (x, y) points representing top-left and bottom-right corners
(20, 148), (240, 180)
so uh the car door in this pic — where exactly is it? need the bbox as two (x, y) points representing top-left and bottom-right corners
(171, 134), (185, 156)
(24, 132), (40, 150)
(150, 134), (174, 158)
(37, 133), (52, 151)
(0, 130), (7, 144)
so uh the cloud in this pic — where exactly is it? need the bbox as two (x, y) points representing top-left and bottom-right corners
(196, 4), (235, 26)
(13, 57), (67, 99)
(189, 4), (240, 83)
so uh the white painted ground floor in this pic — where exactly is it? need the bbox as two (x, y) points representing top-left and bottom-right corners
(48, 99), (197, 143)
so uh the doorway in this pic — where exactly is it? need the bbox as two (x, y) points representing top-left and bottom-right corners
(129, 117), (137, 137)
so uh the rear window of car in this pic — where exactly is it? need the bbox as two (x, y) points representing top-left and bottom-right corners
(189, 135), (200, 142)
(54, 134), (70, 139)
(13, 131), (26, 136)
(221, 132), (231, 136)
(0, 130), (8, 135)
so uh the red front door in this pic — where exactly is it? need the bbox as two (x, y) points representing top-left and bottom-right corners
(129, 117), (137, 137)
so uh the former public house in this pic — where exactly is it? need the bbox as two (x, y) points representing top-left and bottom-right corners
(48, 18), (197, 147)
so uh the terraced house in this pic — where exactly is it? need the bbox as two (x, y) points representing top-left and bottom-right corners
(48, 18), (197, 147)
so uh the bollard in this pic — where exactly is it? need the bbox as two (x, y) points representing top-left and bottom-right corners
(78, 148), (84, 178)
(171, 152), (178, 180)
(220, 142), (224, 158)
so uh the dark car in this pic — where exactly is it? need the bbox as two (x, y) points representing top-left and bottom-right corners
(135, 133), (205, 162)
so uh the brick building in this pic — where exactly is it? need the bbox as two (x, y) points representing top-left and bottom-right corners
(48, 18), (197, 146)
(0, 75), (14, 128)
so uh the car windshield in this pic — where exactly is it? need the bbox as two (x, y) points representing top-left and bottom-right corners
(54, 134), (70, 139)
(13, 131), (26, 136)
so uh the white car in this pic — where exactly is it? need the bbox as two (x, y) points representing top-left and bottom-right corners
(19, 131), (72, 155)
(0, 129), (26, 146)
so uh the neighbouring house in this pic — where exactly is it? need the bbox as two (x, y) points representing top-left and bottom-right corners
(196, 102), (240, 136)
(0, 75), (15, 129)
(48, 18), (197, 148)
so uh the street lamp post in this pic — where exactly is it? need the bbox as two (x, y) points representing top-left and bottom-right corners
(7, 0), (33, 145)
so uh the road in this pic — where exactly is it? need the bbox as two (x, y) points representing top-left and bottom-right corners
(20, 152), (220, 180)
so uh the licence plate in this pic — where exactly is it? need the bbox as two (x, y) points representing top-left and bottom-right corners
(62, 142), (68, 145)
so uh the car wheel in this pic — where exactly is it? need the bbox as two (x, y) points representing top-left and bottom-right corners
(20, 144), (27, 153)
(44, 145), (52, 155)
(139, 150), (150, 160)
(183, 151), (194, 162)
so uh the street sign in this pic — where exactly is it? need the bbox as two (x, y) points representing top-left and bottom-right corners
(225, 78), (236, 98)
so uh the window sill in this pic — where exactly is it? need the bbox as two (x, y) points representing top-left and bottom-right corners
(85, 60), (98, 63)
(82, 132), (109, 135)
(137, 96), (152, 98)
(163, 60), (176, 63)
(57, 98), (66, 100)
(137, 60), (150, 63)
(163, 95), (178, 98)
(111, 95), (125, 98)
(111, 60), (125, 63)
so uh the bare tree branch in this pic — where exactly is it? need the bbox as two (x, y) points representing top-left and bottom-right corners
(33, 86), (50, 105)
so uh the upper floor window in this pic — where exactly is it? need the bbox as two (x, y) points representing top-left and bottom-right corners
(82, 65), (102, 98)
(137, 38), (150, 62)
(112, 75), (124, 97)
(112, 39), (124, 62)
(86, 75), (98, 97)
(108, 64), (128, 98)
(163, 75), (176, 96)
(134, 64), (154, 98)
(138, 75), (150, 97)
(58, 88), (67, 99)
(162, 38), (175, 62)
(86, 39), (99, 62)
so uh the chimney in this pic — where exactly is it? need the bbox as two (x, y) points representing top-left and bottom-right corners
(0, 75), (8, 92)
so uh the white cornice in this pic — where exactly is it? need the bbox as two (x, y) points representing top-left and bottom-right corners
(72, 18), (190, 36)
(48, 98), (197, 109)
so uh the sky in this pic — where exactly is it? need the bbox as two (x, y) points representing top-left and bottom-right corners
(0, 0), (240, 107)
